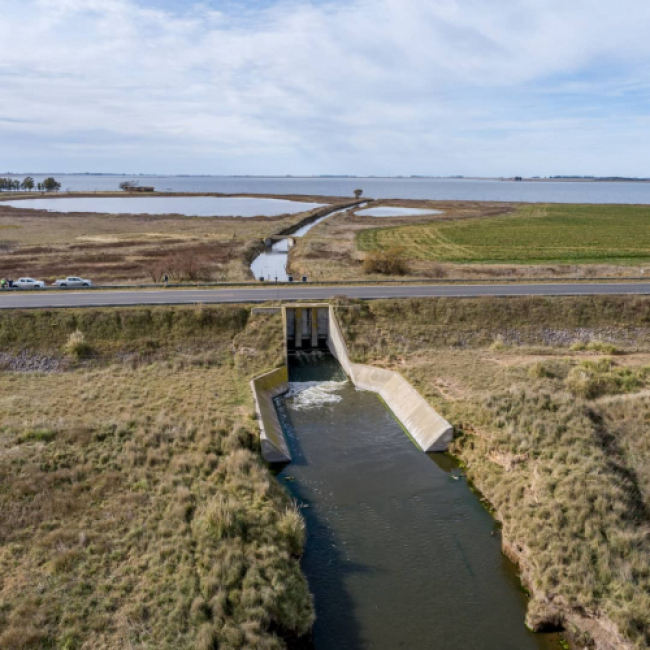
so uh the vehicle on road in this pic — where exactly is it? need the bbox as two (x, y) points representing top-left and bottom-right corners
(14, 277), (46, 289)
(53, 276), (93, 288)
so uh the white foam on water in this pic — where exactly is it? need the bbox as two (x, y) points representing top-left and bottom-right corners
(286, 380), (348, 410)
(293, 350), (326, 365)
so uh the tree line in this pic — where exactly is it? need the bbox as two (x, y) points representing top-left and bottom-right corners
(0, 177), (61, 192)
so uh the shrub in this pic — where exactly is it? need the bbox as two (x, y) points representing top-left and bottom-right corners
(65, 330), (93, 358)
(362, 247), (409, 275)
(565, 358), (642, 399)
(277, 504), (306, 557)
(425, 262), (448, 279)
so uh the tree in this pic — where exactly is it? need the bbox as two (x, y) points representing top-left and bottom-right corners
(43, 177), (61, 192)
(37, 182), (43, 192)
(354, 189), (363, 199)
(21, 176), (35, 192)
(119, 180), (139, 192)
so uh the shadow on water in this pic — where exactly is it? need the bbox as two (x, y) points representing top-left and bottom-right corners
(276, 356), (366, 649)
(274, 351), (562, 650)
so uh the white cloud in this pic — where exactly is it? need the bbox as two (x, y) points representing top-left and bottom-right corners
(1, 0), (649, 175)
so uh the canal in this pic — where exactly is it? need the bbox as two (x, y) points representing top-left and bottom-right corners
(275, 353), (560, 650)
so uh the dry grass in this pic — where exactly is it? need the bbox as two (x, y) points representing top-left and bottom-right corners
(0, 305), (314, 649)
(336, 296), (650, 649)
(0, 197), (337, 284)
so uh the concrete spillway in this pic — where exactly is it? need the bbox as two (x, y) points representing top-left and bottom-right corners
(251, 304), (453, 463)
(249, 306), (560, 649)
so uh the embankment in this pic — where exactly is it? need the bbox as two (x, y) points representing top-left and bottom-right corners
(336, 295), (650, 650)
(0, 304), (314, 648)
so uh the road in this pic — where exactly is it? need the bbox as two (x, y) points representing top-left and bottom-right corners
(1, 282), (650, 309)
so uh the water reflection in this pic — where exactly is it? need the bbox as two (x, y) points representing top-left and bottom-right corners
(3, 196), (325, 217)
(355, 206), (443, 217)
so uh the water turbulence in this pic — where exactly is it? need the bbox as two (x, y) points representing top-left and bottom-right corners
(274, 351), (560, 649)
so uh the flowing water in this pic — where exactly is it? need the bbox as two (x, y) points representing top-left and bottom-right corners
(250, 203), (368, 281)
(276, 354), (560, 650)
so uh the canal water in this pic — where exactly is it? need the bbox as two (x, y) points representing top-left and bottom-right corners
(250, 203), (368, 281)
(276, 354), (559, 650)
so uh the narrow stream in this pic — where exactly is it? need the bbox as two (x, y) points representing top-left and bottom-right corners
(250, 203), (367, 281)
(276, 353), (560, 650)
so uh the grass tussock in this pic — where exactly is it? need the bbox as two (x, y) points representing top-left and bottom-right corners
(337, 295), (650, 648)
(64, 329), (94, 359)
(570, 340), (621, 354)
(0, 306), (312, 649)
(565, 358), (649, 399)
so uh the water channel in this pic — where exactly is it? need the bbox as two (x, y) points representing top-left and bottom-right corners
(250, 203), (368, 281)
(276, 354), (560, 650)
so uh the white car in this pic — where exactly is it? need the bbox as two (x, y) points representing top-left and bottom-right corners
(53, 276), (93, 288)
(14, 277), (46, 289)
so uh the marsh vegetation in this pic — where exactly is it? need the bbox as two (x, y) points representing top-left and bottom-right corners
(0, 195), (340, 284)
(0, 305), (314, 649)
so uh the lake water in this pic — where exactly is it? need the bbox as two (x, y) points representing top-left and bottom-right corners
(355, 206), (443, 217)
(276, 354), (560, 650)
(2, 196), (325, 217)
(4, 174), (650, 204)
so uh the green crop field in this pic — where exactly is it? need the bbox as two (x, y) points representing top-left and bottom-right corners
(357, 204), (650, 264)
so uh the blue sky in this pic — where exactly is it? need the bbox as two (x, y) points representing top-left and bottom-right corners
(1, 0), (649, 176)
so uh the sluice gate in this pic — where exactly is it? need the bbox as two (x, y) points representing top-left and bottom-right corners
(284, 304), (330, 353)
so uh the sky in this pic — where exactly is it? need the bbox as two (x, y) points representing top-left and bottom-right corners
(1, 0), (649, 177)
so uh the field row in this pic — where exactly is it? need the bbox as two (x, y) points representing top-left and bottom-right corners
(357, 204), (650, 264)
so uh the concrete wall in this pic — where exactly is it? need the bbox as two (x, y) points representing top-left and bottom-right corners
(250, 366), (291, 463)
(283, 304), (330, 352)
(327, 306), (453, 452)
(251, 307), (281, 315)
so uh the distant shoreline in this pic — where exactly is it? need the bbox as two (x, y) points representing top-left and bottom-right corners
(2, 173), (650, 183)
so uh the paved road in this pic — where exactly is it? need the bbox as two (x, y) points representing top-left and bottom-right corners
(1, 282), (650, 309)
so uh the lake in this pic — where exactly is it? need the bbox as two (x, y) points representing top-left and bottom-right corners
(4, 175), (650, 204)
(2, 196), (326, 217)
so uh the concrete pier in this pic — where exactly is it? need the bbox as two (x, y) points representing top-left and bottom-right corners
(284, 303), (330, 353)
